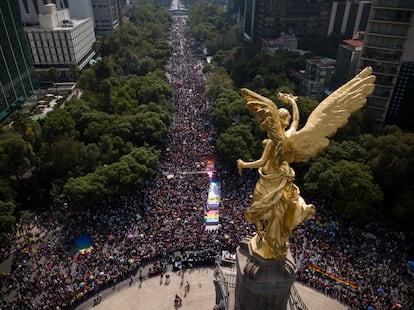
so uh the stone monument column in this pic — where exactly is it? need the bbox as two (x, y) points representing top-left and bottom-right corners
(235, 237), (296, 310)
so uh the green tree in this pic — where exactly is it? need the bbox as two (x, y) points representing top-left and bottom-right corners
(230, 59), (256, 88)
(78, 111), (111, 143)
(45, 137), (85, 179)
(50, 182), (65, 210)
(77, 68), (98, 91)
(0, 131), (33, 182)
(0, 200), (16, 247)
(334, 111), (364, 142)
(101, 78), (113, 113)
(98, 146), (159, 195)
(136, 102), (172, 127)
(188, 2), (239, 55)
(78, 143), (101, 174)
(317, 140), (368, 163)
(68, 63), (79, 81)
(64, 173), (105, 208)
(216, 125), (255, 165)
(213, 50), (228, 67)
(304, 139), (372, 196)
(367, 126), (414, 221)
(393, 185), (414, 229)
(41, 109), (78, 143)
(133, 71), (172, 104)
(111, 117), (133, 142)
(334, 160), (382, 220)
(130, 111), (167, 146)
(94, 57), (116, 82)
(64, 146), (159, 207)
(48, 67), (60, 83)
(97, 160), (135, 195)
(19, 209), (34, 225)
(0, 178), (16, 203)
(98, 134), (133, 164)
(211, 94), (247, 134)
(205, 67), (234, 99)
(304, 159), (382, 221)
(11, 112), (42, 147)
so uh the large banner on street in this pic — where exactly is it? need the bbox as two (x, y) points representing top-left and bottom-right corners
(204, 157), (220, 225)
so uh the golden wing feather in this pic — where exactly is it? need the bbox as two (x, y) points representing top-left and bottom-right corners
(286, 66), (376, 162)
(240, 88), (284, 143)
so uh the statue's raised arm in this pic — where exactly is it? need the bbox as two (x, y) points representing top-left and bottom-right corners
(237, 67), (375, 260)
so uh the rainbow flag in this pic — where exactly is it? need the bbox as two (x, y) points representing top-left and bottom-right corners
(205, 180), (220, 224)
(204, 157), (220, 226)
(204, 210), (219, 223)
(306, 264), (358, 289)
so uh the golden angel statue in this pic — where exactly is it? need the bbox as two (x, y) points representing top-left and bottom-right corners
(237, 67), (376, 260)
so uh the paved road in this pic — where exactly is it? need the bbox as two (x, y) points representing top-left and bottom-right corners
(77, 267), (348, 310)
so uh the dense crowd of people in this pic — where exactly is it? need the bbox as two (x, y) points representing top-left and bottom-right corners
(0, 16), (413, 310)
(0, 16), (246, 310)
(291, 202), (414, 310)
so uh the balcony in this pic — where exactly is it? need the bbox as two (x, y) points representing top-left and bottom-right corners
(373, 86), (393, 98)
(367, 21), (410, 37)
(360, 56), (401, 65)
(374, 0), (414, 10)
(362, 43), (403, 52)
(373, 75), (396, 87)
(370, 8), (412, 24)
(369, 17), (412, 24)
(359, 60), (400, 76)
(361, 48), (402, 63)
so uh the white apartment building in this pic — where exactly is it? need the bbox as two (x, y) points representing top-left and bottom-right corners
(300, 58), (336, 101)
(24, 3), (96, 80)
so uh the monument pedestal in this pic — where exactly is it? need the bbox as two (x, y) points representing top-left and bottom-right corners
(235, 237), (296, 310)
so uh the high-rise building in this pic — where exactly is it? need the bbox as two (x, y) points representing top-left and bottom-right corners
(385, 62), (414, 131)
(358, 0), (414, 131)
(92, 0), (122, 37)
(68, 0), (94, 24)
(0, 0), (38, 121)
(243, 0), (333, 42)
(327, 0), (372, 38)
(332, 38), (363, 90)
(24, 3), (96, 81)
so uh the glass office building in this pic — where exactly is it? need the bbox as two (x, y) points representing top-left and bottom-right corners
(0, 0), (38, 121)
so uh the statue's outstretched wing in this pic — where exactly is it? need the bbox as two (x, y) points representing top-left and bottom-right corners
(286, 66), (376, 162)
(240, 88), (284, 143)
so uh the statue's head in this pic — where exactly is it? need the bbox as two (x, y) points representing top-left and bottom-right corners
(278, 108), (291, 129)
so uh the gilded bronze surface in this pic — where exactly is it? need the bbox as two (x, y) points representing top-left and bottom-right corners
(237, 67), (376, 260)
